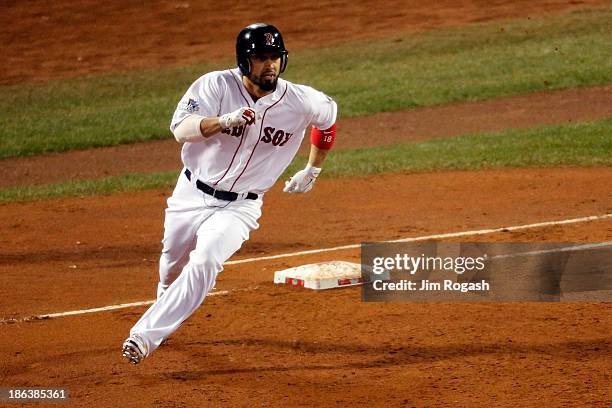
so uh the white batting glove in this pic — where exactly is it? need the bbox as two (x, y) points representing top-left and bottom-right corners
(283, 164), (321, 194)
(219, 107), (256, 129)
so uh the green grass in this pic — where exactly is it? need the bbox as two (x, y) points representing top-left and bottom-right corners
(290, 7), (612, 116)
(0, 7), (611, 158)
(1, 118), (609, 203)
(0, 172), (179, 203)
(313, 117), (612, 177)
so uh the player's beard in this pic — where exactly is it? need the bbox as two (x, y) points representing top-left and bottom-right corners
(250, 72), (278, 92)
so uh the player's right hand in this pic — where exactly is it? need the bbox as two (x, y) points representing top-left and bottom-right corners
(219, 107), (256, 129)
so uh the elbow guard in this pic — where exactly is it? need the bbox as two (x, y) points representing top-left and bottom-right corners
(173, 115), (205, 143)
(310, 123), (336, 150)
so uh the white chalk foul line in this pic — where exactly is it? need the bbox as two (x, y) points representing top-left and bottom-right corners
(1, 213), (610, 324)
(489, 241), (612, 260)
(0, 291), (229, 324)
(226, 213), (612, 265)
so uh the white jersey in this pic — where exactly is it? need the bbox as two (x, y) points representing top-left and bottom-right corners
(170, 68), (337, 195)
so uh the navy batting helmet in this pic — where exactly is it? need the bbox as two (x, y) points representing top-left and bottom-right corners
(236, 23), (288, 76)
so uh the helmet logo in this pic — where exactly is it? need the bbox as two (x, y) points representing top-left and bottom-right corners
(264, 33), (274, 46)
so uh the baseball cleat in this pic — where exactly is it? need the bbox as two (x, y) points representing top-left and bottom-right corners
(122, 334), (148, 365)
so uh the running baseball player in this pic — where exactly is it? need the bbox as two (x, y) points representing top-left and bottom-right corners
(122, 23), (337, 364)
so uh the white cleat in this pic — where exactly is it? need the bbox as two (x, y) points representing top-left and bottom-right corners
(122, 334), (148, 365)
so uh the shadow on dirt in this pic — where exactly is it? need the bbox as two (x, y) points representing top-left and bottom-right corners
(157, 337), (610, 380)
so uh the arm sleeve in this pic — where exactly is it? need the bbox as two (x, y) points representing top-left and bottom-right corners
(170, 73), (225, 133)
(304, 86), (338, 130)
(173, 114), (206, 143)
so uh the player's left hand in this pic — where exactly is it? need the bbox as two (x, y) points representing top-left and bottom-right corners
(283, 164), (321, 193)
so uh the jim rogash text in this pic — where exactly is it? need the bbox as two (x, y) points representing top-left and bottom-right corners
(372, 279), (490, 293)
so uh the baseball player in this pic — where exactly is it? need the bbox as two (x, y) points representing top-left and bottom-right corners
(122, 23), (337, 364)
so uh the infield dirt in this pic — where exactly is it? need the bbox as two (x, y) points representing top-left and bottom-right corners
(1, 168), (611, 406)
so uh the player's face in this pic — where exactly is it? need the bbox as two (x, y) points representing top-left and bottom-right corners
(248, 52), (281, 91)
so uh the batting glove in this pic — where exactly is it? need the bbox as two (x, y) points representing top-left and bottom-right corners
(219, 107), (256, 129)
(283, 164), (321, 194)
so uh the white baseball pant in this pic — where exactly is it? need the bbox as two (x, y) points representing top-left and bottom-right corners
(129, 170), (262, 355)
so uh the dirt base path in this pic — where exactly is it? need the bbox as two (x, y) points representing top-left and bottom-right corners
(1, 167), (611, 407)
(2, 85), (610, 188)
(1, 167), (610, 315)
(1, 0), (608, 85)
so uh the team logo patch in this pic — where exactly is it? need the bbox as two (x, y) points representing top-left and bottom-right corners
(180, 98), (200, 113)
(265, 33), (274, 46)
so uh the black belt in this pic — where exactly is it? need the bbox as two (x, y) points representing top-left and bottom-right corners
(184, 169), (258, 201)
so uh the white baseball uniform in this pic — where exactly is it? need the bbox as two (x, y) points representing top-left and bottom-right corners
(129, 68), (337, 355)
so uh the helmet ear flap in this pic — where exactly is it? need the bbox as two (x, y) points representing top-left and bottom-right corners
(238, 55), (251, 76)
(280, 53), (288, 73)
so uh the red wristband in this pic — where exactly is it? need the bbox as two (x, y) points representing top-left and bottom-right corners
(310, 124), (336, 150)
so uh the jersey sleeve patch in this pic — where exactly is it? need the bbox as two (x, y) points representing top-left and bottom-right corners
(179, 98), (200, 113)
